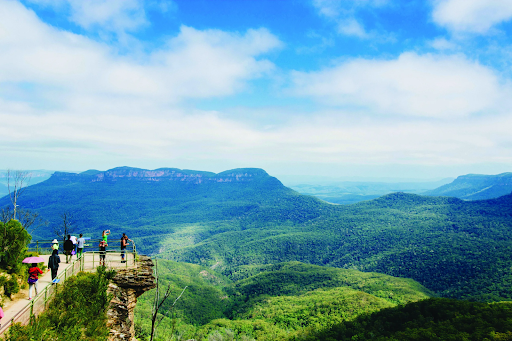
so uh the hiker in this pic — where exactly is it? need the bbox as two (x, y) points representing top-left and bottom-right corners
(28, 263), (43, 300)
(120, 233), (133, 263)
(63, 235), (74, 263)
(102, 229), (111, 243)
(77, 233), (86, 258)
(51, 239), (59, 251)
(99, 239), (107, 266)
(70, 235), (78, 255)
(47, 249), (61, 281)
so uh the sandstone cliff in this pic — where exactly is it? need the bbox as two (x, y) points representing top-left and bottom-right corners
(107, 256), (156, 341)
(49, 166), (270, 185)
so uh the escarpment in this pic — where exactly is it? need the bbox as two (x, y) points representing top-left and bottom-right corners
(49, 166), (271, 184)
(107, 256), (156, 341)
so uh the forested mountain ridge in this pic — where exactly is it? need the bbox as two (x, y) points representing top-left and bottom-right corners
(3, 167), (512, 301)
(0, 166), (297, 242)
(165, 191), (512, 301)
(424, 172), (512, 200)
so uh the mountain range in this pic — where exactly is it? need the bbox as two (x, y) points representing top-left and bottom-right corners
(288, 178), (453, 205)
(423, 172), (512, 200)
(2, 166), (512, 302)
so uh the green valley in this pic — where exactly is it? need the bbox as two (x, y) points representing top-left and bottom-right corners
(134, 259), (432, 340)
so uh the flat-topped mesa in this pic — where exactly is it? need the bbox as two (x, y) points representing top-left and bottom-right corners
(50, 167), (270, 184)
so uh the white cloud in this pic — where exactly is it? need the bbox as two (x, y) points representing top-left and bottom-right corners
(1, 0), (512, 174)
(67, 0), (147, 32)
(0, 0), (283, 169)
(337, 18), (368, 38)
(2, 107), (512, 170)
(312, 0), (387, 38)
(429, 37), (457, 50)
(23, 0), (176, 33)
(0, 1), (281, 103)
(291, 52), (511, 118)
(432, 0), (512, 34)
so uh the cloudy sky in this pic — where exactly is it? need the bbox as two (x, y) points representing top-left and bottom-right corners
(1, 0), (512, 180)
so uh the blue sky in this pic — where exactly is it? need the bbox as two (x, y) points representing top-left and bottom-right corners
(1, 0), (512, 180)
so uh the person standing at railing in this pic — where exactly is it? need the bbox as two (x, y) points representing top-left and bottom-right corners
(47, 249), (60, 281)
(70, 235), (77, 256)
(99, 239), (107, 266)
(120, 233), (133, 263)
(77, 234), (86, 258)
(64, 235), (74, 263)
(102, 229), (110, 243)
(28, 263), (43, 300)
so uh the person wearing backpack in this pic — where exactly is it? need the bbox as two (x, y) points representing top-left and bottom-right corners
(28, 263), (43, 300)
(47, 249), (61, 281)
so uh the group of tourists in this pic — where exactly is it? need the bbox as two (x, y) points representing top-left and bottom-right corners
(26, 231), (133, 300)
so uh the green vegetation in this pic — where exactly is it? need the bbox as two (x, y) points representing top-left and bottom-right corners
(0, 219), (33, 296)
(135, 260), (431, 340)
(3, 267), (115, 341)
(300, 298), (512, 341)
(0, 220), (31, 274)
(3, 167), (512, 301)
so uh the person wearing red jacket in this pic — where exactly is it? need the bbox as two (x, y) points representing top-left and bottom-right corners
(28, 263), (43, 300)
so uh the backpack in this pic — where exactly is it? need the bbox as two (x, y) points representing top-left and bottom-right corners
(49, 254), (60, 269)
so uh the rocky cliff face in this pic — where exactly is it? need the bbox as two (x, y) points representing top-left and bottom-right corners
(107, 256), (156, 341)
(50, 167), (270, 185)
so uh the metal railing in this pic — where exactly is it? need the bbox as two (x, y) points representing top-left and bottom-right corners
(0, 249), (137, 337)
(28, 238), (136, 256)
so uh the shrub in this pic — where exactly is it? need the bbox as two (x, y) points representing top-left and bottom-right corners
(3, 267), (115, 340)
(4, 275), (19, 297)
(0, 220), (31, 274)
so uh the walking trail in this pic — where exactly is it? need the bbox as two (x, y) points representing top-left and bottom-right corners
(1, 252), (135, 332)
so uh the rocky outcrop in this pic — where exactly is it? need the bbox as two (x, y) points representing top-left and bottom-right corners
(107, 256), (156, 341)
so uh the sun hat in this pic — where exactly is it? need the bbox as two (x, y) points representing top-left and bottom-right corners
(52, 239), (58, 243)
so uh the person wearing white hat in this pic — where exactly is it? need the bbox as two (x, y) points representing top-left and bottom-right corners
(51, 239), (59, 252)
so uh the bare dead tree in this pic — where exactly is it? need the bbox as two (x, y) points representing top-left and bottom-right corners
(53, 210), (76, 242)
(150, 260), (187, 341)
(6, 169), (31, 220)
(1, 205), (48, 233)
(0, 205), (10, 224)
